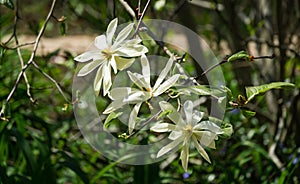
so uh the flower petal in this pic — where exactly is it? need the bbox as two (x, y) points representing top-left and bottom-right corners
(153, 74), (180, 96)
(102, 63), (112, 96)
(193, 131), (217, 149)
(93, 65), (104, 96)
(103, 100), (126, 114)
(152, 55), (175, 91)
(94, 35), (108, 50)
(183, 100), (193, 125)
(192, 135), (211, 163)
(151, 123), (176, 133)
(127, 71), (150, 90)
(180, 138), (190, 172)
(169, 130), (183, 140)
(115, 56), (135, 70)
(141, 55), (151, 89)
(191, 111), (204, 126)
(77, 60), (103, 76)
(74, 51), (103, 63)
(193, 121), (223, 134)
(116, 44), (148, 57)
(106, 18), (118, 46)
(157, 136), (184, 158)
(159, 101), (180, 124)
(114, 23), (134, 44)
(109, 87), (138, 100)
(124, 91), (150, 103)
(110, 56), (118, 74)
(128, 102), (142, 134)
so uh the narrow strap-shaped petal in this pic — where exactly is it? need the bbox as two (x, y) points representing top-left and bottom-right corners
(110, 56), (118, 74)
(93, 65), (104, 96)
(191, 111), (204, 126)
(102, 62), (112, 96)
(183, 100), (193, 125)
(193, 131), (217, 149)
(127, 71), (150, 91)
(114, 23), (134, 44)
(141, 54), (151, 89)
(192, 135), (211, 163)
(109, 87), (138, 100)
(123, 90), (150, 103)
(77, 59), (103, 76)
(153, 74), (180, 97)
(106, 18), (118, 46)
(169, 130), (183, 140)
(159, 101), (180, 124)
(193, 121), (223, 134)
(94, 35), (108, 50)
(180, 138), (190, 172)
(116, 44), (148, 57)
(128, 102), (142, 134)
(153, 56), (175, 91)
(157, 136), (184, 158)
(151, 123), (176, 132)
(103, 100), (126, 114)
(74, 51), (103, 63)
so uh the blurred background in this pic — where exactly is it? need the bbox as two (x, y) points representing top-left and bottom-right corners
(0, 0), (299, 183)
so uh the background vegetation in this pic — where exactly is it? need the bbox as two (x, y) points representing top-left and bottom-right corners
(0, 0), (299, 183)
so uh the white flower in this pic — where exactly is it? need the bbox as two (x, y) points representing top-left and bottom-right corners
(74, 18), (148, 96)
(103, 54), (180, 134)
(151, 100), (223, 172)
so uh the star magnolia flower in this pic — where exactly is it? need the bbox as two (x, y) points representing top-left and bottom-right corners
(74, 18), (148, 96)
(103, 54), (180, 134)
(151, 100), (223, 172)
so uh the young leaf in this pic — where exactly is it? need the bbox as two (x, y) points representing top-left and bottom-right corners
(227, 51), (251, 62)
(241, 109), (256, 118)
(103, 112), (123, 128)
(246, 82), (295, 103)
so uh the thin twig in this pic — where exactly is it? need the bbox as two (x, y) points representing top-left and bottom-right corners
(133, 0), (151, 36)
(0, 0), (58, 117)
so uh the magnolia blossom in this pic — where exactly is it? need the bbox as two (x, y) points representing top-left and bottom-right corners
(151, 100), (223, 172)
(103, 54), (180, 134)
(74, 18), (148, 96)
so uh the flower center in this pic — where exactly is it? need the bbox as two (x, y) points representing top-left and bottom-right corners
(184, 124), (193, 135)
(101, 48), (113, 60)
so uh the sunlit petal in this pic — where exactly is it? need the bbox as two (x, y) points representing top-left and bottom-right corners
(141, 54), (151, 88)
(77, 60), (103, 76)
(106, 18), (118, 46)
(192, 135), (211, 163)
(191, 111), (204, 126)
(169, 131), (183, 140)
(151, 123), (176, 132)
(93, 65), (104, 96)
(124, 91), (150, 103)
(109, 87), (138, 100)
(128, 102), (142, 134)
(94, 35), (108, 50)
(103, 100), (126, 114)
(157, 136), (184, 158)
(180, 138), (190, 172)
(127, 71), (150, 90)
(110, 56), (118, 74)
(193, 121), (223, 134)
(114, 23), (134, 44)
(153, 74), (180, 96)
(153, 55), (175, 91)
(74, 51), (103, 63)
(102, 63), (112, 96)
(183, 100), (193, 125)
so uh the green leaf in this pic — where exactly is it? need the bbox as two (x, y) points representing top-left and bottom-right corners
(221, 85), (233, 101)
(0, 0), (14, 9)
(227, 51), (250, 62)
(240, 109), (256, 118)
(220, 122), (233, 139)
(103, 111), (123, 128)
(245, 82), (295, 103)
(59, 22), (66, 36)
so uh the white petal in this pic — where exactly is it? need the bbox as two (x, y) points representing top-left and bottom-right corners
(74, 51), (103, 62)
(169, 131), (183, 140)
(184, 100), (193, 125)
(102, 63), (112, 96)
(151, 123), (176, 133)
(116, 45), (148, 57)
(193, 131), (217, 148)
(115, 56), (135, 70)
(106, 18), (118, 46)
(141, 54), (151, 88)
(127, 71), (150, 90)
(180, 138), (190, 172)
(193, 121), (223, 134)
(93, 65), (104, 96)
(192, 136), (211, 163)
(94, 35), (108, 50)
(77, 60), (103, 76)
(124, 91), (150, 103)
(115, 23), (134, 44)
(159, 101), (180, 124)
(153, 74), (180, 96)
(128, 102), (142, 134)
(103, 100), (126, 114)
(153, 56), (175, 91)
(191, 111), (204, 126)
(110, 56), (118, 74)
(109, 87), (138, 100)
(157, 136), (184, 158)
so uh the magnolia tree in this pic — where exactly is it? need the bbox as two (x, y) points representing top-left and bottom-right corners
(72, 18), (294, 172)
